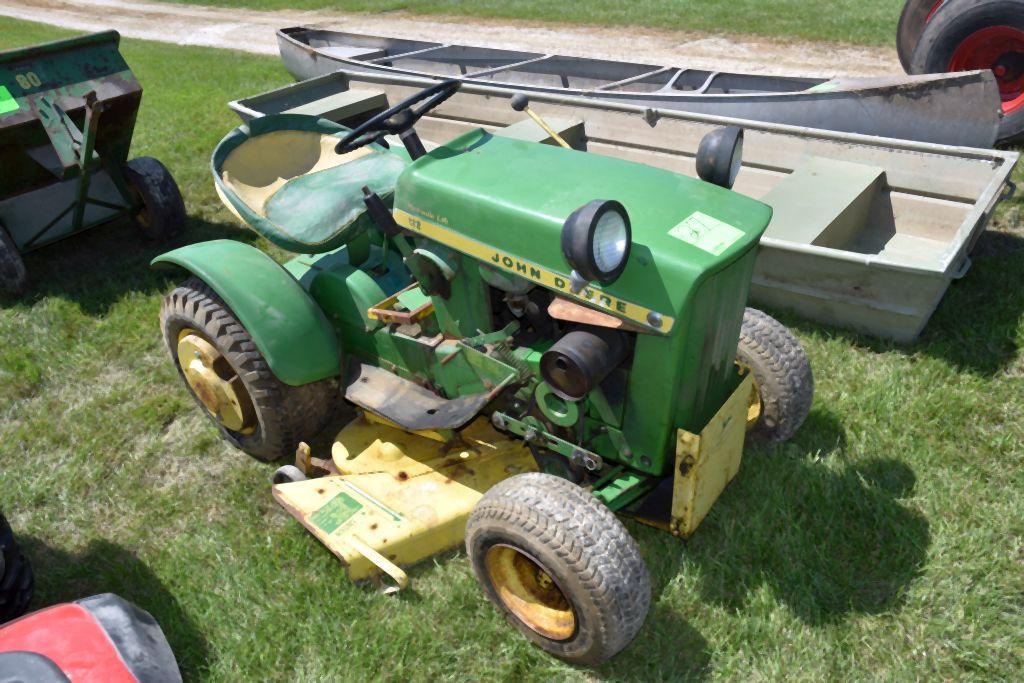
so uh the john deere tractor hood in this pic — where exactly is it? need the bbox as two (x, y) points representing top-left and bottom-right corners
(392, 129), (772, 333)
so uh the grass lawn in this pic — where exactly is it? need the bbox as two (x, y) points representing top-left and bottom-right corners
(2, 15), (1024, 682)
(164, 0), (903, 46)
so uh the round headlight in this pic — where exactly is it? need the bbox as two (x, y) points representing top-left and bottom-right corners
(561, 199), (631, 290)
(696, 125), (744, 189)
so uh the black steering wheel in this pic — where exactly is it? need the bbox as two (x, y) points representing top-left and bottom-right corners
(335, 79), (462, 155)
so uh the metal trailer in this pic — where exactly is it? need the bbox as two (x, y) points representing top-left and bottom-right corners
(275, 25), (1003, 148)
(229, 69), (1019, 343)
(0, 30), (186, 297)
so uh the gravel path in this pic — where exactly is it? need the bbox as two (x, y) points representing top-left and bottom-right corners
(0, 0), (902, 78)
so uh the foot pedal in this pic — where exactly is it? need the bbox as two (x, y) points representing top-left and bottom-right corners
(344, 362), (491, 431)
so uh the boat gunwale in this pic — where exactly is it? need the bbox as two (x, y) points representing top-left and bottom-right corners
(230, 67), (1018, 279)
(276, 26), (996, 102)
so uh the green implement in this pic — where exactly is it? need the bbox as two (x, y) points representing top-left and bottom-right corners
(0, 30), (185, 297)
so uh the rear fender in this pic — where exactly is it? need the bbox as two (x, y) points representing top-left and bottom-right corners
(152, 240), (341, 386)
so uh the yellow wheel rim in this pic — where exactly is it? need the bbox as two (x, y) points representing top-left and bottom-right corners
(176, 329), (256, 434)
(484, 544), (576, 641)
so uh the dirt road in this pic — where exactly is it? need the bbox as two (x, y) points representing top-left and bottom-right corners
(0, 0), (902, 78)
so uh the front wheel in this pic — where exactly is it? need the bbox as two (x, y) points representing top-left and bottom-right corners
(160, 277), (337, 461)
(466, 473), (650, 666)
(737, 307), (814, 446)
(125, 156), (187, 241)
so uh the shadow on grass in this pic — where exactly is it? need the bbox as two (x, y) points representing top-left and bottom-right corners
(780, 229), (1024, 376)
(17, 536), (209, 679)
(3, 215), (258, 314)
(641, 409), (929, 629)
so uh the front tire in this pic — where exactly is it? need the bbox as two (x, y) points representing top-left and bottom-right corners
(125, 157), (187, 241)
(737, 307), (814, 446)
(466, 473), (650, 666)
(160, 277), (336, 461)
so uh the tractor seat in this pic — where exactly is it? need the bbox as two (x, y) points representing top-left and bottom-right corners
(213, 114), (408, 254)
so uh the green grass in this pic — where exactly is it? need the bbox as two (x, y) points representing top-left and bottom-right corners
(2, 15), (1024, 682)
(165, 0), (904, 46)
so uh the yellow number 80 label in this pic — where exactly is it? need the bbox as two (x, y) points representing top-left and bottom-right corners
(15, 72), (42, 89)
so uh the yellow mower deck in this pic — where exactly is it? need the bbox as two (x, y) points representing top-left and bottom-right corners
(274, 374), (755, 589)
(272, 414), (536, 588)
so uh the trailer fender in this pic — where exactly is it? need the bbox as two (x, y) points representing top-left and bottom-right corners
(152, 239), (341, 386)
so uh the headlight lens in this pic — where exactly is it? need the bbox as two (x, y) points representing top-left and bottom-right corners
(592, 210), (629, 274)
(561, 199), (632, 289)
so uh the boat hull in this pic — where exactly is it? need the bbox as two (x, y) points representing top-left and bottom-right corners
(277, 26), (1002, 148)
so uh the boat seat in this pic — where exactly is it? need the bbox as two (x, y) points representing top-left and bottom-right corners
(762, 156), (885, 249)
(213, 114), (408, 254)
(282, 87), (388, 124)
(495, 116), (586, 148)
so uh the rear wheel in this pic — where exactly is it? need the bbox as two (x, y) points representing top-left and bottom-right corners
(160, 277), (336, 461)
(125, 157), (187, 241)
(466, 473), (650, 666)
(910, 0), (1024, 143)
(897, 0), (945, 72)
(0, 513), (33, 624)
(737, 307), (814, 446)
(0, 224), (27, 299)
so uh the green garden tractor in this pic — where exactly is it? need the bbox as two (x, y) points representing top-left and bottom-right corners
(153, 80), (813, 665)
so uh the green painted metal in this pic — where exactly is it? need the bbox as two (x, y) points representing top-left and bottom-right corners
(161, 106), (774, 510)
(152, 240), (341, 386)
(394, 129), (771, 474)
(0, 31), (143, 251)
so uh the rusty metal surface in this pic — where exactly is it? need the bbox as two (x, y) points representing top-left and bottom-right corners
(0, 31), (143, 252)
(344, 361), (496, 431)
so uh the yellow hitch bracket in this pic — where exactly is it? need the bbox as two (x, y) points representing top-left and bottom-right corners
(272, 415), (537, 589)
(670, 372), (754, 537)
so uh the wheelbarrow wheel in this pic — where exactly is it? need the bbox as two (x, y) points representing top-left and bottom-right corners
(0, 512), (34, 624)
(160, 276), (337, 461)
(737, 307), (814, 446)
(125, 157), (186, 241)
(0, 225), (27, 299)
(466, 473), (650, 666)
(909, 0), (1024, 143)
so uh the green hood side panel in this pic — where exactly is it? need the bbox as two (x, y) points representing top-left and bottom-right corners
(152, 240), (341, 386)
(393, 129), (773, 332)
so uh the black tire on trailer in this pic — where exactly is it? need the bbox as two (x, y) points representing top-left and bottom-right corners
(160, 276), (337, 461)
(897, 0), (944, 72)
(736, 307), (814, 446)
(909, 0), (1024, 143)
(124, 156), (187, 242)
(0, 223), (27, 300)
(465, 472), (651, 666)
(0, 513), (34, 624)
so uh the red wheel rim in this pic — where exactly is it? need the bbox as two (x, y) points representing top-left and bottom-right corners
(949, 26), (1024, 114)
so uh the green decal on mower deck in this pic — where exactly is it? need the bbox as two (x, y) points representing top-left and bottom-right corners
(668, 212), (746, 256)
(310, 491), (363, 534)
(0, 86), (19, 115)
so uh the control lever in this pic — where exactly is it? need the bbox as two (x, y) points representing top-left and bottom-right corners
(509, 93), (572, 149)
